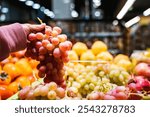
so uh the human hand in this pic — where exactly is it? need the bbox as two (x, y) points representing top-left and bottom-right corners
(22, 23), (46, 35)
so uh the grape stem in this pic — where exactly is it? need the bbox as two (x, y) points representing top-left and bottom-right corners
(37, 17), (43, 24)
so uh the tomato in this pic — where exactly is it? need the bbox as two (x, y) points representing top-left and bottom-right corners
(9, 57), (19, 64)
(8, 82), (19, 94)
(0, 71), (11, 85)
(0, 85), (13, 100)
(3, 63), (21, 81)
(15, 58), (32, 76)
(0, 58), (10, 66)
(29, 59), (39, 69)
(16, 76), (30, 89)
(0, 65), (2, 71)
(0, 95), (1, 100)
(28, 75), (36, 84)
(11, 50), (26, 58)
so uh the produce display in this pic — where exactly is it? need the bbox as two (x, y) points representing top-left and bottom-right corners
(0, 24), (150, 100)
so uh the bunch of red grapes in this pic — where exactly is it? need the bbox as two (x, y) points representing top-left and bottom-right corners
(18, 82), (65, 100)
(128, 76), (150, 92)
(25, 25), (72, 88)
(87, 86), (129, 100)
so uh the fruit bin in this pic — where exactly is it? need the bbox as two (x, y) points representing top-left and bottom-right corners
(0, 23), (150, 100)
(4, 59), (150, 100)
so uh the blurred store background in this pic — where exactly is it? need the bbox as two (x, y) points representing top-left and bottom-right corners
(0, 0), (150, 55)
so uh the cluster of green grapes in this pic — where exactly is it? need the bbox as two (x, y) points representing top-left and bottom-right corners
(25, 25), (72, 88)
(109, 69), (130, 85)
(95, 63), (130, 85)
(65, 63), (117, 98)
(18, 82), (65, 100)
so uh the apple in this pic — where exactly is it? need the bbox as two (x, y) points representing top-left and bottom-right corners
(134, 63), (150, 77)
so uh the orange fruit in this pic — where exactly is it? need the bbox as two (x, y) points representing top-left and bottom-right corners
(3, 63), (21, 80)
(15, 58), (32, 76)
(16, 76), (30, 88)
(8, 82), (19, 94)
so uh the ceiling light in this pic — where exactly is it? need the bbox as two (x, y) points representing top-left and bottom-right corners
(25, 0), (34, 6)
(32, 3), (40, 9)
(19, 0), (27, 2)
(125, 16), (140, 28)
(113, 20), (118, 26)
(40, 6), (45, 12)
(117, 0), (136, 20)
(44, 9), (50, 15)
(0, 14), (6, 21)
(1, 7), (9, 13)
(71, 10), (78, 18)
(46, 11), (55, 18)
(94, 11), (101, 17)
(143, 8), (150, 16)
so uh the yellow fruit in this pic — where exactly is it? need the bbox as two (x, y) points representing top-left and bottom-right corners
(68, 50), (78, 61)
(91, 41), (107, 55)
(80, 50), (96, 61)
(114, 54), (129, 63)
(80, 50), (95, 65)
(96, 51), (113, 61)
(72, 42), (88, 56)
(144, 51), (150, 57)
(116, 59), (132, 71)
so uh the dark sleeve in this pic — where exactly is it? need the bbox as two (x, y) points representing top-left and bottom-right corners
(0, 23), (27, 61)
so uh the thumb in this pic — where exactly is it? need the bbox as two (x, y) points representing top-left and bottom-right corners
(29, 23), (46, 32)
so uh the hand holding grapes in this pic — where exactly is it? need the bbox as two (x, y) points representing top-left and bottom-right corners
(0, 23), (46, 61)
(25, 23), (72, 88)
(22, 23), (46, 36)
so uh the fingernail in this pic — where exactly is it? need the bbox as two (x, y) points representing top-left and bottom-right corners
(41, 23), (46, 26)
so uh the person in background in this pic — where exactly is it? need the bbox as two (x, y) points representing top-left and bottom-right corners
(0, 23), (45, 61)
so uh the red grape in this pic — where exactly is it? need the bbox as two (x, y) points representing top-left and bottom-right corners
(42, 40), (50, 47)
(53, 48), (61, 58)
(51, 37), (59, 45)
(36, 32), (44, 40)
(35, 41), (42, 49)
(57, 34), (67, 42)
(45, 27), (52, 36)
(28, 33), (36, 41)
(39, 46), (47, 55)
(51, 30), (58, 37)
(53, 27), (62, 34)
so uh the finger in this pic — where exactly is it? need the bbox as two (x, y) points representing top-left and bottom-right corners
(30, 23), (46, 32)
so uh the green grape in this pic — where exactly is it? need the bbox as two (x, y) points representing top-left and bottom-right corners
(84, 84), (90, 91)
(78, 79), (86, 86)
(86, 76), (92, 83)
(68, 77), (74, 82)
(47, 90), (57, 100)
(98, 71), (105, 77)
(102, 77), (110, 83)
(72, 81), (81, 89)
(119, 74), (124, 82)
(94, 86), (100, 91)
(91, 76), (98, 85)
(89, 83), (95, 90)
(121, 71), (130, 78)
